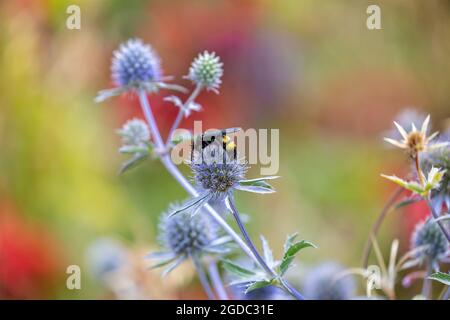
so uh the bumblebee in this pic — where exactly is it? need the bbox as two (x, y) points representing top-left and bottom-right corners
(190, 127), (240, 161)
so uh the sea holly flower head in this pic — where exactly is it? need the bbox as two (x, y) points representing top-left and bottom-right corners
(384, 115), (448, 158)
(116, 119), (153, 174)
(411, 218), (449, 266)
(95, 38), (186, 103)
(381, 167), (446, 197)
(112, 38), (162, 88)
(146, 203), (231, 276)
(86, 238), (128, 280)
(170, 143), (280, 217)
(186, 51), (223, 93)
(117, 118), (150, 147)
(302, 262), (356, 300)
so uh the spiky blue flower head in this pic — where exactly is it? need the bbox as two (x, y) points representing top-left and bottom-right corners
(111, 38), (161, 88)
(86, 238), (127, 280)
(411, 218), (448, 264)
(186, 51), (223, 93)
(117, 118), (150, 146)
(148, 203), (230, 275)
(190, 144), (248, 199)
(421, 143), (450, 210)
(302, 262), (356, 300)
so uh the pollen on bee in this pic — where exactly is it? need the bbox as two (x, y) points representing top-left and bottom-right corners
(222, 135), (231, 143)
(226, 141), (236, 150)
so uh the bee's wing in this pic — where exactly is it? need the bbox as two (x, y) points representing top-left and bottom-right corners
(198, 127), (242, 141)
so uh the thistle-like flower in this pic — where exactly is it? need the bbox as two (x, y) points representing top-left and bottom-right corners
(421, 143), (450, 210)
(112, 38), (162, 88)
(147, 203), (231, 276)
(116, 119), (153, 174)
(86, 238), (127, 280)
(191, 144), (248, 199)
(302, 262), (356, 300)
(384, 115), (448, 158)
(117, 118), (150, 147)
(95, 38), (186, 102)
(381, 167), (446, 197)
(186, 51), (223, 93)
(411, 219), (449, 267)
(170, 142), (279, 216)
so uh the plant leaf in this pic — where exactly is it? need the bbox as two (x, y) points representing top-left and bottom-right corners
(234, 184), (275, 194)
(283, 233), (298, 253)
(119, 152), (149, 174)
(221, 260), (256, 278)
(260, 235), (274, 268)
(161, 255), (186, 277)
(435, 214), (450, 223)
(169, 194), (210, 217)
(245, 280), (273, 294)
(279, 240), (316, 275)
(428, 272), (450, 286)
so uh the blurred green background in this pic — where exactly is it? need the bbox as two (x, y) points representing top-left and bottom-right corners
(1, 0), (449, 299)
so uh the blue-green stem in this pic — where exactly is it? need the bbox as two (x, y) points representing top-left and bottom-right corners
(227, 196), (305, 300)
(137, 90), (305, 300)
(165, 84), (203, 146)
(208, 260), (229, 300)
(191, 254), (215, 300)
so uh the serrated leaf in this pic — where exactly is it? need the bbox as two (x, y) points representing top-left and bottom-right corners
(260, 235), (274, 268)
(285, 240), (316, 257)
(119, 152), (149, 174)
(428, 272), (450, 286)
(245, 280), (273, 294)
(221, 260), (256, 278)
(279, 240), (316, 276)
(283, 233), (298, 253)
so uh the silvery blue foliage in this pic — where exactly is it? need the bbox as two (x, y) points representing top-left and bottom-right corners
(186, 51), (223, 93)
(111, 38), (161, 87)
(411, 218), (448, 265)
(148, 203), (231, 276)
(302, 262), (356, 300)
(86, 238), (127, 280)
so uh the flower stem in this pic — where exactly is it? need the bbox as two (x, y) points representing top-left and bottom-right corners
(362, 187), (404, 268)
(207, 260), (229, 300)
(421, 260), (432, 299)
(415, 154), (425, 186)
(413, 150), (450, 243)
(165, 84), (203, 146)
(136, 92), (279, 287)
(227, 196), (305, 300)
(191, 255), (215, 300)
(138, 90), (305, 300)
